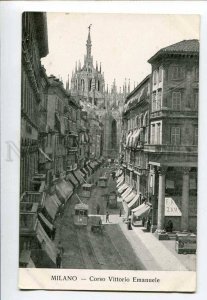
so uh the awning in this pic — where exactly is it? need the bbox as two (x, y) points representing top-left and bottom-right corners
(44, 194), (59, 220)
(126, 131), (133, 146)
(89, 162), (95, 170)
(81, 168), (88, 176)
(133, 128), (142, 148)
(39, 148), (52, 163)
(132, 203), (151, 217)
(73, 170), (85, 184)
(86, 165), (92, 174)
(128, 194), (139, 208)
(143, 111), (149, 127)
(116, 176), (124, 188)
(56, 180), (73, 202)
(36, 221), (56, 263)
(118, 183), (128, 194)
(124, 191), (136, 203)
(19, 250), (31, 265)
(122, 187), (133, 200)
(79, 170), (86, 178)
(38, 212), (54, 231)
(66, 172), (79, 187)
(129, 130), (137, 148)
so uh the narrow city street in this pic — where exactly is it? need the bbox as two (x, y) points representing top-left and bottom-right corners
(54, 167), (145, 270)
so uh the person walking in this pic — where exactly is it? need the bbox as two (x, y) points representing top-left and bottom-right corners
(56, 253), (62, 268)
(96, 203), (100, 215)
(57, 241), (64, 256)
(119, 207), (122, 217)
(106, 211), (110, 223)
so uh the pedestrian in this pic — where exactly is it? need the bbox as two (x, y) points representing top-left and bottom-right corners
(106, 211), (110, 223)
(119, 207), (122, 217)
(57, 241), (64, 256)
(56, 253), (62, 268)
(51, 225), (56, 241)
(142, 216), (146, 227)
(96, 203), (100, 215)
(147, 219), (151, 232)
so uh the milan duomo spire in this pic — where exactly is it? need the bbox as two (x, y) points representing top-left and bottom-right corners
(86, 24), (92, 58)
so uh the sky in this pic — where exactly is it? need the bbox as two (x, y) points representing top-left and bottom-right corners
(41, 13), (199, 91)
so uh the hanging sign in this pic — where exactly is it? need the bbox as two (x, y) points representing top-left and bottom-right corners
(165, 197), (182, 216)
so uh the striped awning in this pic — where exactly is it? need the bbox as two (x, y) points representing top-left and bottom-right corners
(73, 170), (85, 184)
(132, 203), (151, 217)
(118, 183), (128, 194)
(128, 194), (139, 208)
(38, 212), (54, 231)
(124, 191), (136, 203)
(122, 187), (133, 200)
(66, 173), (79, 187)
(56, 180), (73, 202)
(44, 194), (59, 220)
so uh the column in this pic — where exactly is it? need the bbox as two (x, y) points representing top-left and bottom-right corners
(181, 167), (190, 231)
(157, 167), (167, 231)
(137, 174), (140, 197)
(130, 171), (133, 187)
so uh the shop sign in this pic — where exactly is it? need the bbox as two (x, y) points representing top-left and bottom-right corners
(165, 197), (182, 216)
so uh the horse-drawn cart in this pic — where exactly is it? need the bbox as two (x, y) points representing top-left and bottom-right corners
(89, 216), (104, 234)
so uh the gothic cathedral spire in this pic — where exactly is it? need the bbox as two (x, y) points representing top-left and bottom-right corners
(86, 24), (92, 58)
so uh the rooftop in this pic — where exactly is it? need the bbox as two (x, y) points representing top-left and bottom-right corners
(148, 39), (199, 63)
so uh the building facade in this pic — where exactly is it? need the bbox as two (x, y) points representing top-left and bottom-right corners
(21, 12), (49, 194)
(145, 40), (199, 232)
(122, 75), (151, 199)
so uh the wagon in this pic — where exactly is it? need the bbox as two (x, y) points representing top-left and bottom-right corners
(89, 216), (104, 234)
(98, 176), (108, 187)
(175, 233), (196, 254)
(108, 191), (117, 208)
(80, 183), (93, 198)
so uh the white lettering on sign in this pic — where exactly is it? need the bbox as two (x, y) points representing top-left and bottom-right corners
(165, 197), (182, 216)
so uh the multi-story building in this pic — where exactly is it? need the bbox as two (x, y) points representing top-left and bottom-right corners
(145, 40), (199, 233)
(122, 75), (151, 198)
(21, 12), (49, 194)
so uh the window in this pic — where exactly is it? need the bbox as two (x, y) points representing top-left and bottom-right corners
(193, 92), (198, 110)
(151, 124), (155, 144)
(171, 127), (181, 145)
(156, 123), (161, 144)
(158, 67), (162, 82)
(153, 70), (157, 85)
(171, 66), (185, 80)
(157, 90), (161, 110)
(194, 127), (198, 145)
(172, 92), (181, 110)
(152, 92), (156, 112)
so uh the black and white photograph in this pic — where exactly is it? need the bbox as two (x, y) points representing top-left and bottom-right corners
(18, 11), (199, 291)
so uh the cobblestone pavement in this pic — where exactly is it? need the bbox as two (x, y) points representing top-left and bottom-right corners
(54, 167), (145, 270)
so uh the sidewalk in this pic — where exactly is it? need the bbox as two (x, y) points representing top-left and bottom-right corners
(118, 220), (193, 271)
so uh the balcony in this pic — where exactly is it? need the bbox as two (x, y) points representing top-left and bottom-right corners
(20, 202), (39, 234)
(144, 144), (198, 154)
(150, 109), (198, 120)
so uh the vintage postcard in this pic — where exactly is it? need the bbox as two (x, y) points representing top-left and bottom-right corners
(19, 12), (199, 292)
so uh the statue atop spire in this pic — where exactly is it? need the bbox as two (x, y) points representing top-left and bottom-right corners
(86, 24), (92, 58)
